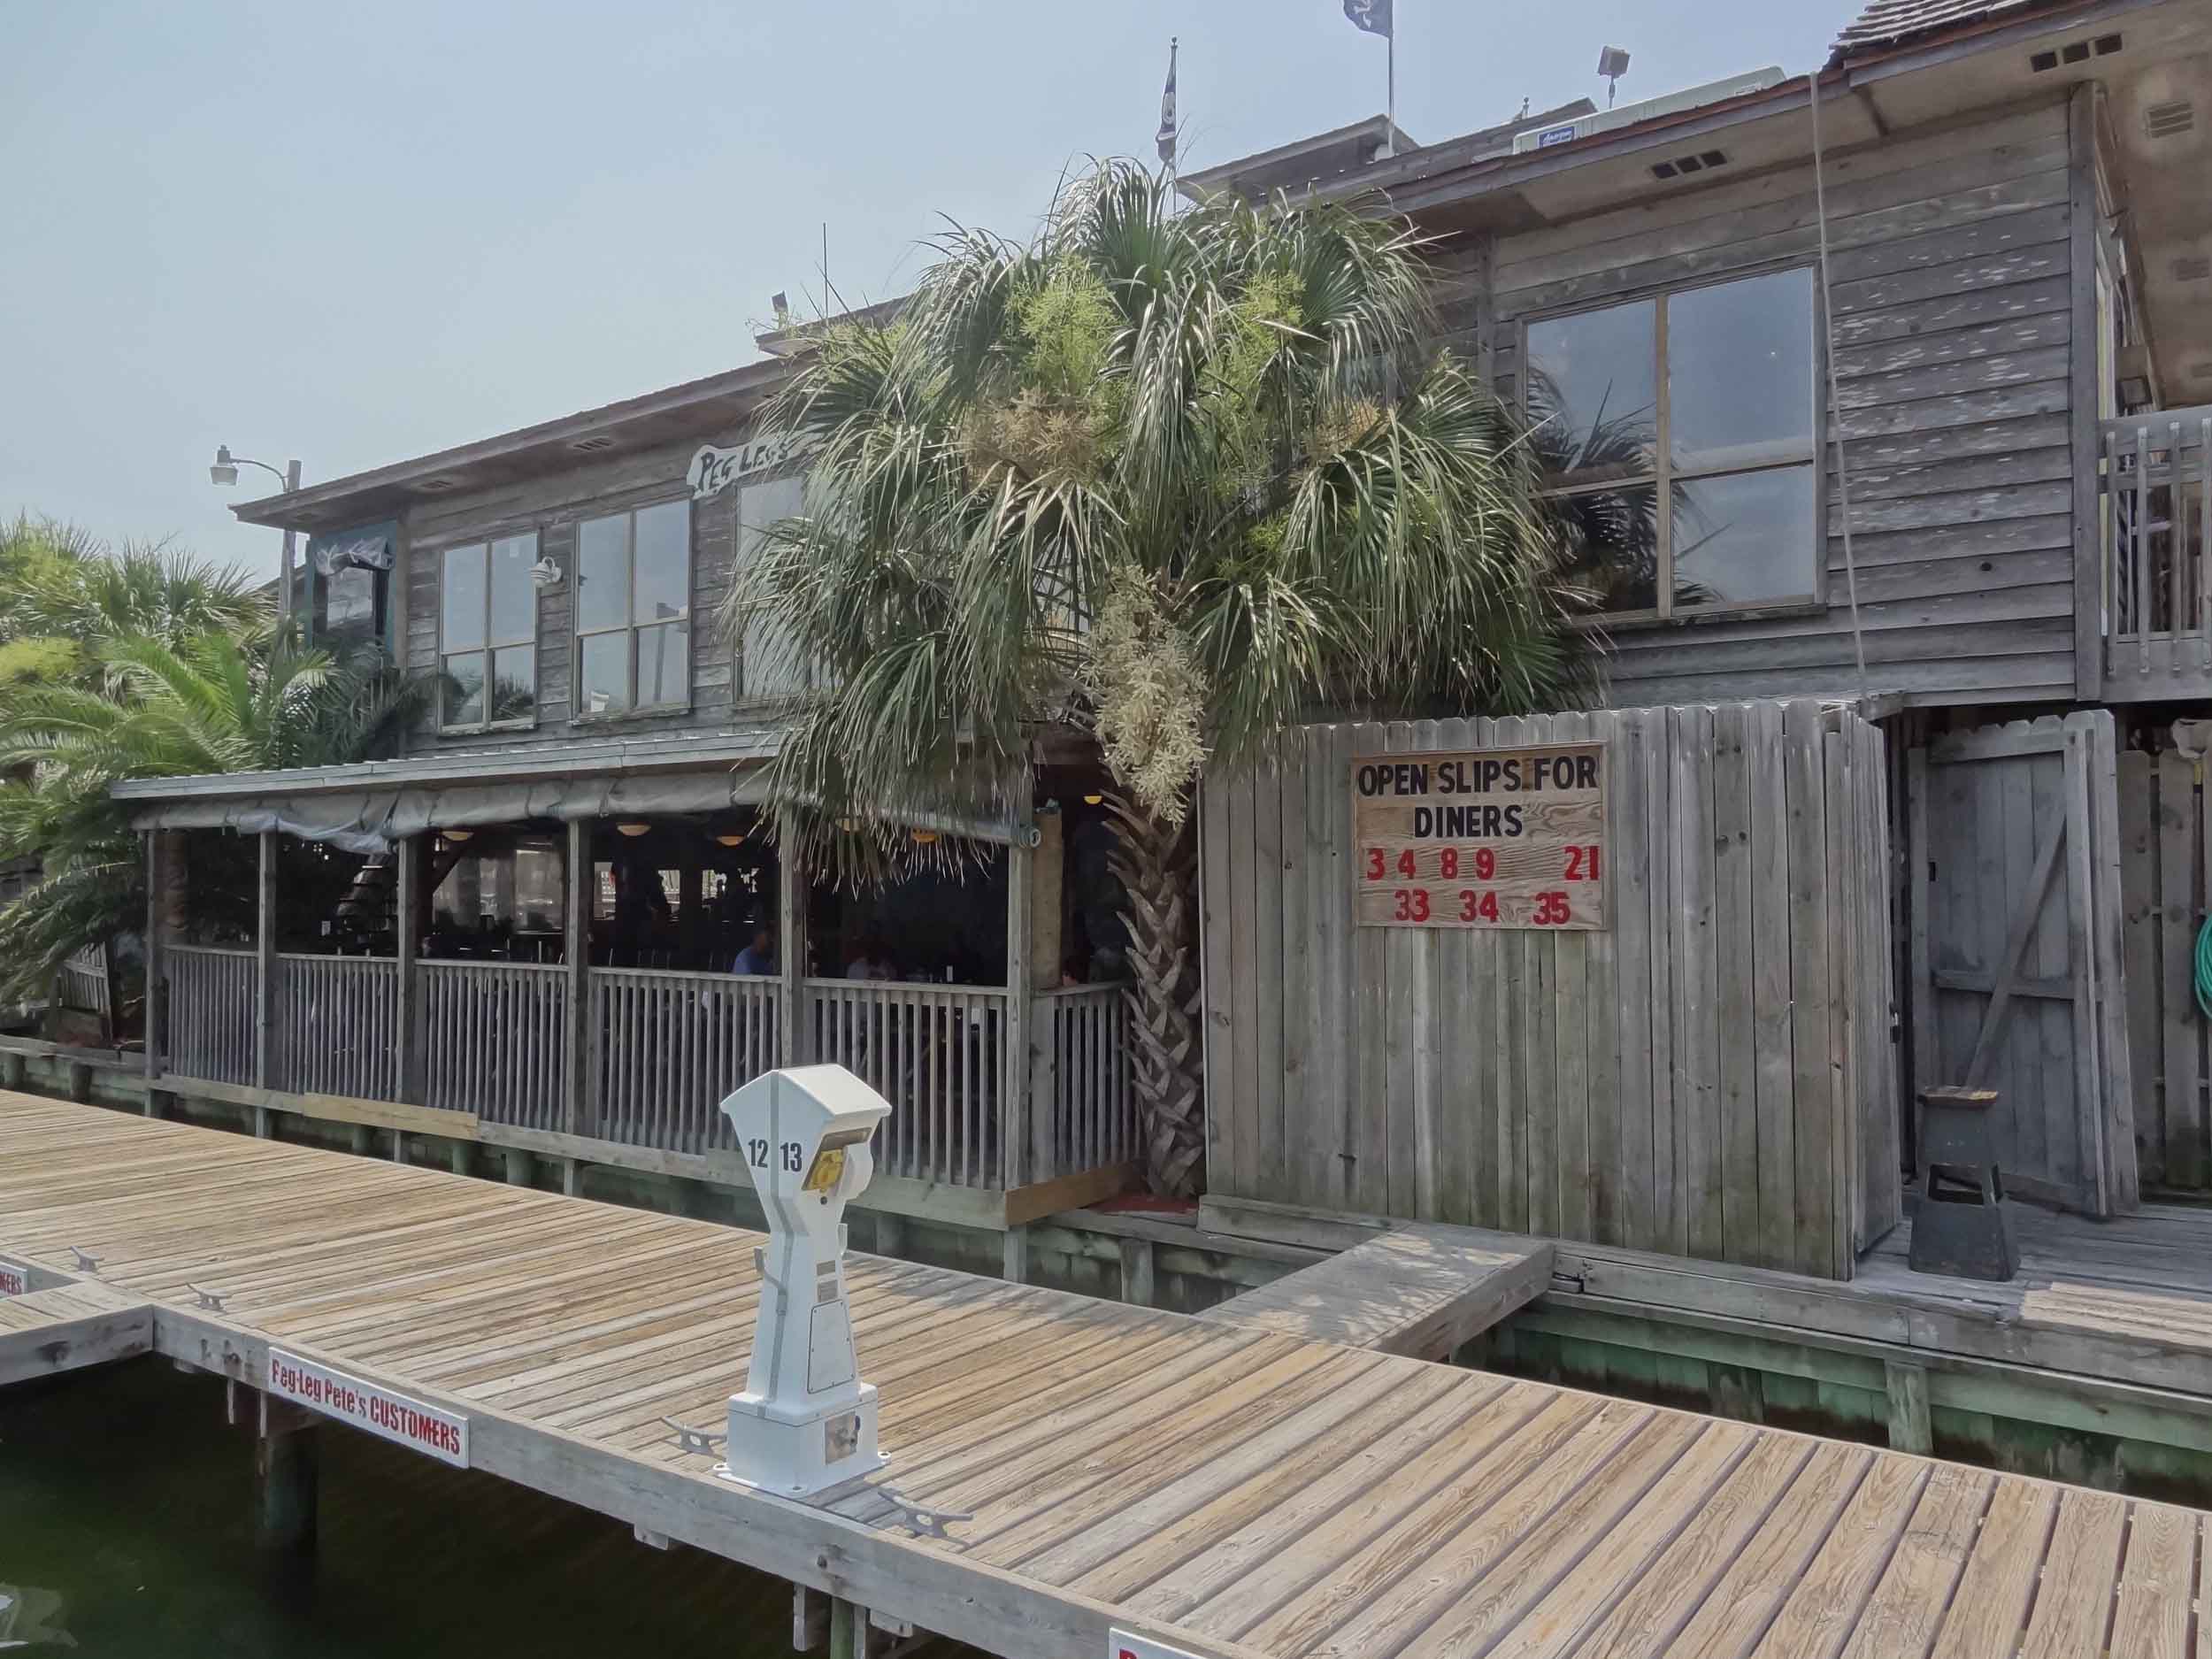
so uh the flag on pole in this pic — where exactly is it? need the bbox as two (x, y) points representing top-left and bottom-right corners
(1156, 37), (1179, 165)
(1342, 0), (1392, 37)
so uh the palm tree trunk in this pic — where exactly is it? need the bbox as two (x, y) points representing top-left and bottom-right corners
(1102, 792), (1205, 1197)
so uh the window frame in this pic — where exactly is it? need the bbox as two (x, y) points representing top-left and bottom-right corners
(1522, 261), (1827, 626)
(572, 496), (695, 721)
(435, 529), (541, 733)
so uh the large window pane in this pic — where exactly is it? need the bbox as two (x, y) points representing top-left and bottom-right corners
(488, 534), (538, 646)
(635, 621), (687, 707)
(633, 499), (690, 622)
(576, 514), (630, 634)
(1672, 465), (1819, 609)
(441, 544), (487, 650)
(1553, 484), (1663, 614)
(442, 651), (487, 725)
(491, 645), (537, 723)
(577, 631), (631, 716)
(1669, 269), (1815, 472)
(1525, 299), (1656, 483)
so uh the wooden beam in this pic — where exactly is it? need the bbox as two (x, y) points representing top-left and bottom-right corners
(167, 1075), (479, 1137)
(778, 808), (805, 1066)
(1886, 1359), (1933, 1454)
(396, 834), (422, 1105)
(143, 829), (167, 1113)
(1002, 1162), (1139, 1228)
(1003, 771), (1035, 1190)
(1962, 816), (2066, 1087)
(565, 818), (591, 1137)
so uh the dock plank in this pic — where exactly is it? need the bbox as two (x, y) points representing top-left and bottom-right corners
(0, 1092), (2200, 1659)
(1194, 1222), (1553, 1358)
(0, 1276), (152, 1385)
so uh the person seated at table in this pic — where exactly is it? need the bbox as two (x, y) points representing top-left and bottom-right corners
(731, 926), (776, 976)
(845, 934), (894, 981)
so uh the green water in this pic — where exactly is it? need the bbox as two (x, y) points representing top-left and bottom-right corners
(0, 1361), (937, 1657)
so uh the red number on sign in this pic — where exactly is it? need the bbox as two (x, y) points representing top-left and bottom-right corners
(1458, 889), (1499, 923)
(1532, 891), (1571, 926)
(1396, 849), (1417, 879)
(1366, 849), (1386, 880)
(1563, 845), (1601, 881)
(1440, 847), (1459, 879)
(1392, 888), (1431, 923)
(1474, 848), (1497, 880)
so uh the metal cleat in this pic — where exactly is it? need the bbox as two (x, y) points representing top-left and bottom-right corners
(68, 1245), (100, 1273)
(663, 1417), (726, 1457)
(186, 1283), (228, 1311)
(873, 1486), (972, 1541)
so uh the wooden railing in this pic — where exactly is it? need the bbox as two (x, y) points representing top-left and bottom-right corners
(271, 954), (401, 1102)
(591, 968), (779, 1154)
(2104, 406), (2212, 684)
(57, 947), (111, 1019)
(419, 960), (567, 1127)
(166, 945), (256, 1086)
(1041, 983), (1135, 1179)
(809, 980), (1011, 1188)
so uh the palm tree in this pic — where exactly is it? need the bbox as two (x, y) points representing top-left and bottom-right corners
(0, 627), (428, 1006)
(727, 161), (1586, 1196)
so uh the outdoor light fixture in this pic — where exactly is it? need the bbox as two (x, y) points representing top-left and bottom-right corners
(209, 445), (304, 622)
(441, 827), (474, 843)
(910, 828), (940, 845)
(209, 445), (238, 486)
(1597, 45), (1631, 106)
(714, 832), (747, 848)
(616, 821), (651, 838)
(836, 817), (860, 833)
(528, 554), (564, 590)
(1083, 793), (1103, 805)
(716, 1065), (892, 1495)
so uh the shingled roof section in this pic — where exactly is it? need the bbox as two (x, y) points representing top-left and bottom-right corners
(1830, 0), (2057, 57)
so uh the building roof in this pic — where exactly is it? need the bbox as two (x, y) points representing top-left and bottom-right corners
(1829, 0), (2065, 57)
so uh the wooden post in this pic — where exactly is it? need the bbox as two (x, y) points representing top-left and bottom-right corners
(1002, 773), (1034, 1190)
(565, 818), (591, 1137)
(65, 1061), (91, 1104)
(873, 1212), (904, 1258)
(254, 830), (277, 1091)
(827, 1597), (864, 1659)
(1118, 1236), (1155, 1308)
(504, 1149), (534, 1186)
(1002, 1225), (1030, 1285)
(0, 1051), (22, 1093)
(396, 833), (422, 1105)
(1025, 805), (1063, 1187)
(777, 809), (806, 1066)
(1886, 1359), (1933, 1455)
(449, 1141), (471, 1177)
(2068, 81), (2105, 700)
(255, 1397), (319, 1558)
(142, 830), (169, 1117)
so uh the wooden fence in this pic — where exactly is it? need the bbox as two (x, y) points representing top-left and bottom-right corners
(166, 945), (256, 1086)
(270, 954), (401, 1102)
(591, 968), (779, 1155)
(1199, 702), (1897, 1280)
(1039, 984), (1134, 1179)
(2119, 745), (2212, 1190)
(810, 981), (1010, 1188)
(56, 947), (111, 1022)
(419, 960), (567, 1125)
(2103, 405), (2212, 680)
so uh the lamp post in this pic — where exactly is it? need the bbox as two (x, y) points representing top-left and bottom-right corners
(211, 446), (303, 623)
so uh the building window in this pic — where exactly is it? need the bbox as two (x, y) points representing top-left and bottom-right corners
(576, 499), (691, 716)
(1525, 266), (1818, 619)
(440, 534), (539, 727)
(735, 475), (808, 700)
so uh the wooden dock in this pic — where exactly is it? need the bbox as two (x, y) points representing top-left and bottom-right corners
(2, 1092), (2205, 1659)
(1198, 1224), (1552, 1360)
(0, 1273), (150, 1386)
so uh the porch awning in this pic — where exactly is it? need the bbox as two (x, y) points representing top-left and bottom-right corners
(130, 772), (780, 855)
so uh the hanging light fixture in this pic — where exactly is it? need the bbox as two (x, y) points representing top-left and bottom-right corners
(714, 832), (746, 848)
(836, 817), (861, 833)
(1082, 793), (1103, 806)
(616, 821), (651, 838)
(441, 827), (474, 843)
(910, 828), (940, 845)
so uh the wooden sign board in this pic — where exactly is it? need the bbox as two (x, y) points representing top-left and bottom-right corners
(1352, 742), (1607, 930)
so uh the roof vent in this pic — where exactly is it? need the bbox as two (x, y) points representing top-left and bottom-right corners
(2094, 34), (2123, 56)
(414, 477), (460, 494)
(2173, 255), (2212, 284)
(2030, 50), (2058, 72)
(2145, 99), (2195, 140)
(1652, 149), (1729, 181)
(568, 434), (618, 454)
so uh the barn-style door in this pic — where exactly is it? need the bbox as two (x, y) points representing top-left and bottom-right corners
(1909, 714), (2138, 1216)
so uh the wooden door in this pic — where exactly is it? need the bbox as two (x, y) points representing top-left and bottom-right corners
(1909, 714), (2138, 1215)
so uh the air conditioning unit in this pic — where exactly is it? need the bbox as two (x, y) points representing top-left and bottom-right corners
(1512, 67), (1786, 155)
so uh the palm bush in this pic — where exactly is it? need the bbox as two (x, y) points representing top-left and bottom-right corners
(727, 161), (1588, 1194)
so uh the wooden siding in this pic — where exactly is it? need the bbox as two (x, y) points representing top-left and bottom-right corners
(400, 426), (800, 752)
(1199, 703), (1896, 1280)
(1461, 99), (2081, 710)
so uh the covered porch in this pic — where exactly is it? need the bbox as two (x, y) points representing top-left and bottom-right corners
(120, 738), (1138, 1226)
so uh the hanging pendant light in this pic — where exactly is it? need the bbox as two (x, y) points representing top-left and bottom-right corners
(615, 821), (651, 838)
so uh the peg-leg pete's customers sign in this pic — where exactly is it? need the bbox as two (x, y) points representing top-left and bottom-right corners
(1352, 742), (1608, 930)
(266, 1348), (471, 1468)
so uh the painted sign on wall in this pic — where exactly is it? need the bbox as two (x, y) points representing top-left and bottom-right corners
(687, 431), (817, 499)
(1351, 742), (1607, 930)
(266, 1348), (470, 1467)
(0, 1258), (27, 1298)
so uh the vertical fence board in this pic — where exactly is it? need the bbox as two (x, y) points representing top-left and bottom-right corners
(1748, 702), (1797, 1271)
(2118, 749), (2161, 1183)
(1711, 702), (1758, 1264)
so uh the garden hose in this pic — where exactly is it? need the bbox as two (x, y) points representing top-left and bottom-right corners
(2198, 913), (2212, 1020)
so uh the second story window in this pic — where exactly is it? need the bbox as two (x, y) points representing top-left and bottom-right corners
(440, 533), (539, 728)
(576, 499), (691, 716)
(1527, 265), (1817, 620)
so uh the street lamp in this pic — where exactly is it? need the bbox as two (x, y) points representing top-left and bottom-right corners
(210, 445), (304, 622)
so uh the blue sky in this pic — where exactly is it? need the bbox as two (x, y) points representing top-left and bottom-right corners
(1, 1), (1838, 580)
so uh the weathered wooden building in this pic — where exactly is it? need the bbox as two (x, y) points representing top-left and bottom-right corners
(1187, 0), (2212, 1274)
